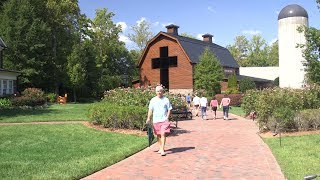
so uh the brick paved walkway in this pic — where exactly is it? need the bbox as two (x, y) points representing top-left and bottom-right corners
(83, 110), (285, 180)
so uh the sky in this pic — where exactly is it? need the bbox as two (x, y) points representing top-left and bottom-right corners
(78, 0), (320, 49)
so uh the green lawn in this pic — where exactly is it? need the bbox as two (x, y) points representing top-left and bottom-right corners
(264, 134), (320, 179)
(0, 103), (91, 123)
(229, 106), (246, 117)
(0, 124), (148, 179)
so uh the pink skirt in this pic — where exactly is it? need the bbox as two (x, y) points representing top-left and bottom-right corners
(153, 121), (171, 135)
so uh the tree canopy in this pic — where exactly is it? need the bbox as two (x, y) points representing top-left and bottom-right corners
(194, 47), (223, 96)
(0, 0), (136, 100)
(227, 35), (278, 67)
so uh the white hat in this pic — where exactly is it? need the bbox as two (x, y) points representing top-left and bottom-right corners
(155, 85), (164, 92)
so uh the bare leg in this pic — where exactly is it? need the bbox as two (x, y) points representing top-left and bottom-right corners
(160, 133), (166, 155)
(157, 135), (161, 152)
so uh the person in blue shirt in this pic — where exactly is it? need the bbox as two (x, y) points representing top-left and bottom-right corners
(146, 85), (172, 156)
(185, 93), (191, 107)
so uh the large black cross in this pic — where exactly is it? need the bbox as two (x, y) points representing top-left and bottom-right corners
(151, 46), (177, 89)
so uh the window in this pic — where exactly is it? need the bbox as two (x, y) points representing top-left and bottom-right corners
(13, 80), (17, 94)
(8, 80), (13, 94)
(2, 80), (7, 95)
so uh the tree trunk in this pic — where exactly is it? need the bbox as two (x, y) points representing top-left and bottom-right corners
(52, 30), (60, 95)
(73, 87), (77, 102)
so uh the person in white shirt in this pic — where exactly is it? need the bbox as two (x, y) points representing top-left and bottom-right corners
(200, 96), (208, 120)
(192, 95), (200, 117)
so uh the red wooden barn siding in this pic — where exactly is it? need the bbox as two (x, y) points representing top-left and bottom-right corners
(140, 35), (193, 89)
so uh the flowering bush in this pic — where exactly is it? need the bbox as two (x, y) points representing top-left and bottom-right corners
(241, 85), (320, 131)
(102, 86), (186, 107)
(11, 88), (46, 107)
(88, 86), (186, 130)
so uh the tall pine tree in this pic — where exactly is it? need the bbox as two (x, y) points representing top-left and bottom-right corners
(194, 47), (223, 96)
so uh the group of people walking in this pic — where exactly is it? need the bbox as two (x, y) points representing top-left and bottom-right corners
(188, 94), (231, 120)
(146, 86), (231, 157)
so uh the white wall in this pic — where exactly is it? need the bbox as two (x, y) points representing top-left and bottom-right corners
(239, 67), (279, 81)
(278, 17), (308, 89)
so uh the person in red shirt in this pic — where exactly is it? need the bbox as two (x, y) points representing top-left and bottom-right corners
(210, 96), (218, 119)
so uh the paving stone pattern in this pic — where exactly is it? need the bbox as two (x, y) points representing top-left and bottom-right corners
(83, 110), (285, 180)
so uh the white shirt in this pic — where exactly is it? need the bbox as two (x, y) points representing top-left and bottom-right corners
(193, 96), (200, 105)
(148, 96), (172, 123)
(200, 97), (207, 107)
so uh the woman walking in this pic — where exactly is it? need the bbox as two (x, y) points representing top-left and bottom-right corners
(210, 96), (218, 119)
(220, 94), (231, 120)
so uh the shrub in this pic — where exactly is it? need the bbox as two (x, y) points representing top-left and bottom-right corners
(294, 109), (320, 131)
(227, 74), (237, 90)
(88, 102), (147, 130)
(22, 88), (45, 98)
(241, 89), (259, 116)
(89, 86), (186, 130)
(241, 85), (320, 131)
(0, 98), (12, 109)
(268, 106), (296, 132)
(215, 93), (243, 107)
(239, 78), (256, 93)
(11, 88), (46, 107)
(45, 93), (57, 103)
(102, 87), (186, 108)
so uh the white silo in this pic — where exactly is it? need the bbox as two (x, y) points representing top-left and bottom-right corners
(278, 4), (308, 88)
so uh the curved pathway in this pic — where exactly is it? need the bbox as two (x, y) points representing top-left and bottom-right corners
(84, 111), (285, 179)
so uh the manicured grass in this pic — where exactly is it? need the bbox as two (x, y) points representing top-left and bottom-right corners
(264, 134), (320, 179)
(0, 103), (90, 123)
(0, 124), (148, 179)
(229, 106), (246, 117)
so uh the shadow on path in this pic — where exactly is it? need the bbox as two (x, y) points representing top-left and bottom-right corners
(169, 127), (192, 136)
(166, 146), (195, 154)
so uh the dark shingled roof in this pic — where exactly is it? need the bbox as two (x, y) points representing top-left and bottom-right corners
(236, 75), (271, 83)
(163, 32), (239, 68)
(278, 4), (308, 20)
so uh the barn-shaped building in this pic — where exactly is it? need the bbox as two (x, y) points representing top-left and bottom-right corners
(137, 24), (268, 94)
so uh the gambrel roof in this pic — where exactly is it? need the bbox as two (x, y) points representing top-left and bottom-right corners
(138, 32), (239, 69)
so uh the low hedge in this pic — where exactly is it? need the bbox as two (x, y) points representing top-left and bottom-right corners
(242, 85), (320, 131)
(88, 102), (147, 130)
(215, 94), (243, 107)
(294, 109), (320, 131)
(0, 98), (12, 109)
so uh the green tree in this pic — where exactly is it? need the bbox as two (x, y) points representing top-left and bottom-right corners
(295, 1), (320, 84)
(91, 8), (133, 94)
(129, 49), (141, 80)
(239, 78), (256, 93)
(227, 73), (238, 93)
(0, 0), (53, 90)
(67, 41), (94, 102)
(127, 19), (153, 52)
(226, 35), (249, 66)
(297, 26), (320, 84)
(180, 32), (196, 39)
(45, 0), (81, 94)
(245, 35), (269, 67)
(194, 47), (223, 96)
(266, 40), (279, 66)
